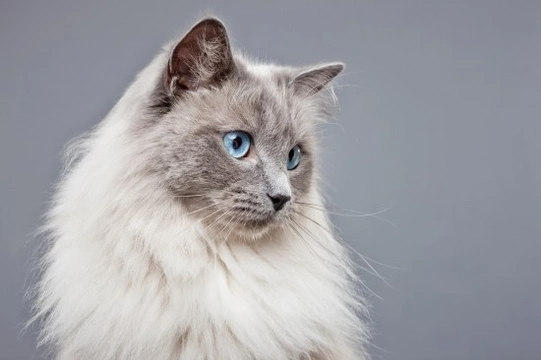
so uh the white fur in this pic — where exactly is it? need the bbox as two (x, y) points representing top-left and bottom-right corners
(32, 46), (370, 360)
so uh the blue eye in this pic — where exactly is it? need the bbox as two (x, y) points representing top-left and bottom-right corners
(287, 145), (301, 170)
(224, 131), (251, 158)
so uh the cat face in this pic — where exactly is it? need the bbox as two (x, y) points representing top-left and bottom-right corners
(148, 19), (343, 240)
(157, 77), (316, 239)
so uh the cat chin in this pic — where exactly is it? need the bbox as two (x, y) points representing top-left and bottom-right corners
(217, 219), (285, 242)
(221, 223), (272, 242)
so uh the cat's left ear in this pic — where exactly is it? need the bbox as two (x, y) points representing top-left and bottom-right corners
(290, 63), (344, 96)
(165, 18), (235, 96)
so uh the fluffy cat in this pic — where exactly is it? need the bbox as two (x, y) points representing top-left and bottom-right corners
(31, 18), (370, 359)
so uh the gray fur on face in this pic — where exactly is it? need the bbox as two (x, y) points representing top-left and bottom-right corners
(142, 18), (343, 240)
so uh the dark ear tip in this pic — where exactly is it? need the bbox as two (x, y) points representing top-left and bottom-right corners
(192, 17), (227, 33)
(328, 62), (345, 74)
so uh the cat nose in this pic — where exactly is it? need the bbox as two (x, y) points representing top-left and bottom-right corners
(267, 193), (291, 211)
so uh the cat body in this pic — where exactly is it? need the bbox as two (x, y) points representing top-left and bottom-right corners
(33, 18), (369, 359)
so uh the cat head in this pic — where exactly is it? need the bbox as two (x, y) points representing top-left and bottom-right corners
(146, 18), (343, 240)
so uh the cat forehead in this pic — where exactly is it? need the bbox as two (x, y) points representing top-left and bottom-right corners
(168, 59), (314, 144)
(224, 61), (310, 138)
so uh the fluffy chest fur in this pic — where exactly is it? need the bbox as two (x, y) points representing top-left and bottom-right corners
(43, 185), (363, 359)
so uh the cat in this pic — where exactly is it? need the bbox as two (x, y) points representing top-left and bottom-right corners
(30, 17), (370, 360)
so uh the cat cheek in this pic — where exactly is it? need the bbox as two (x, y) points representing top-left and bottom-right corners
(290, 166), (314, 198)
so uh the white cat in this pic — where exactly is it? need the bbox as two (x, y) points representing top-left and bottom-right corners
(31, 18), (370, 359)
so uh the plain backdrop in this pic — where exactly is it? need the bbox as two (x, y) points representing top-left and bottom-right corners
(1, 1), (540, 359)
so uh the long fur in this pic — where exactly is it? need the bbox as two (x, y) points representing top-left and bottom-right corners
(30, 20), (370, 360)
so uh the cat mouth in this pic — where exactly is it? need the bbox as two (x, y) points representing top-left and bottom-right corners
(216, 212), (284, 240)
(242, 217), (274, 229)
(195, 201), (288, 239)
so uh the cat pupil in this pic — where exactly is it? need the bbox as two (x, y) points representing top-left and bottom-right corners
(232, 137), (241, 150)
(288, 149), (294, 161)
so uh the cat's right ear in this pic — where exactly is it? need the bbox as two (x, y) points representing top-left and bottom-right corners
(164, 18), (235, 96)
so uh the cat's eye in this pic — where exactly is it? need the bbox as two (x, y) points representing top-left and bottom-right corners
(224, 131), (251, 159)
(287, 145), (301, 170)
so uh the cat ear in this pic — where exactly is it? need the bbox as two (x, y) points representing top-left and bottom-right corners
(290, 63), (344, 96)
(165, 18), (235, 95)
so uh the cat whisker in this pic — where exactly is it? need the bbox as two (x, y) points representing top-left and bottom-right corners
(173, 194), (206, 199)
(293, 209), (404, 272)
(196, 227), (218, 259)
(218, 211), (238, 245)
(286, 220), (320, 260)
(183, 201), (221, 217)
(200, 209), (232, 235)
(291, 208), (395, 290)
(291, 211), (384, 278)
(356, 255), (406, 271)
(296, 201), (397, 228)
(297, 200), (393, 217)
(175, 206), (223, 237)
(289, 215), (383, 301)
(195, 209), (236, 260)
(290, 215), (337, 257)
(296, 201), (401, 272)
(175, 200), (232, 239)
(291, 208), (334, 237)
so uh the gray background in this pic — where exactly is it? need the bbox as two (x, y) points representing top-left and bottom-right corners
(1, 1), (540, 359)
